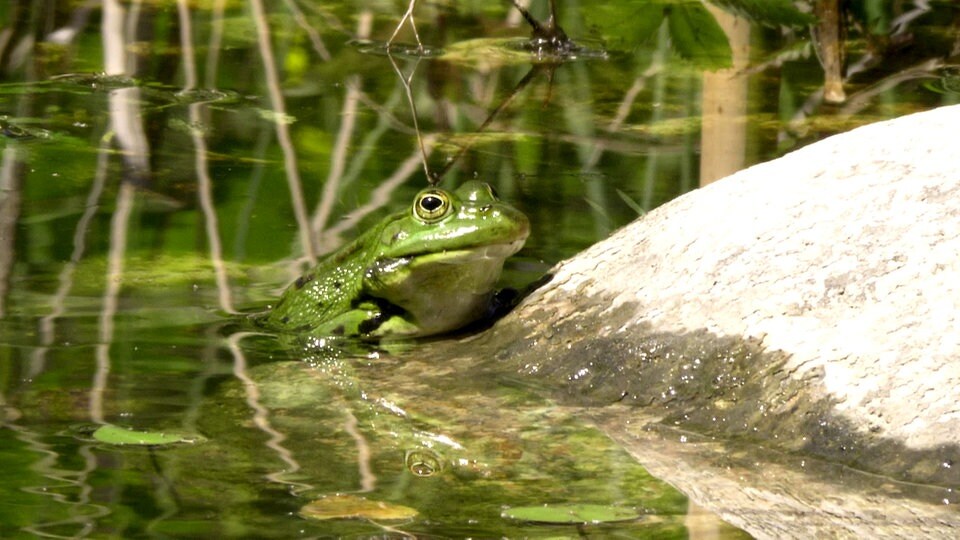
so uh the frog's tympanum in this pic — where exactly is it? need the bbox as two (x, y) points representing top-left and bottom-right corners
(261, 181), (529, 339)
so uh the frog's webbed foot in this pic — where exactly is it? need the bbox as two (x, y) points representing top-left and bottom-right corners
(321, 298), (408, 338)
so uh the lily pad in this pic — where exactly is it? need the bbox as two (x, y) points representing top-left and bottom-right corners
(299, 494), (419, 522)
(92, 424), (205, 446)
(502, 503), (640, 524)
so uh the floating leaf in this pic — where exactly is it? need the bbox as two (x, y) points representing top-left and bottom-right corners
(502, 503), (640, 524)
(300, 494), (418, 522)
(92, 424), (204, 446)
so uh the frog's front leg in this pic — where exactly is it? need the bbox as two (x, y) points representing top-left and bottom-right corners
(314, 299), (418, 338)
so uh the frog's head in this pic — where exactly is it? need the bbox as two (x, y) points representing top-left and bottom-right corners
(363, 181), (530, 336)
(377, 180), (529, 261)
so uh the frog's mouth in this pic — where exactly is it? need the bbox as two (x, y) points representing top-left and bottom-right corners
(412, 238), (526, 264)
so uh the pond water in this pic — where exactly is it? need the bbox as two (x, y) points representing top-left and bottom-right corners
(1, 1), (958, 537)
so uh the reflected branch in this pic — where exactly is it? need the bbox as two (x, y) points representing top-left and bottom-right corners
(92, 181), (135, 424)
(101, 0), (127, 75)
(584, 63), (660, 171)
(283, 0), (332, 61)
(311, 75), (361, 241)
(342, 87), (406, 182)
(641, 23), (670, 208)
(387, 53), (434, 183)
(310, 14), (375, 250)
(354, 89), (417, 135)
(250, 0), (316, 262)
(343, 409), (376, 492)
(0, 146), (23, 318)
(12, 423), (107, 537)
(46, 1), (95, 46)
(91, 0), (151, 424)
(205, 0), (227, 88)
(838, 58), (945, 116)
(178, 0), (237, 314)
(321, 136), (435, 247)
(33, 138), (111, 378)
(226, 331), (313, 494)
(104, 0), (151, 181)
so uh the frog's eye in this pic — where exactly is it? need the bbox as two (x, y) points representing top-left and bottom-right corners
(414, 189), (452, 223)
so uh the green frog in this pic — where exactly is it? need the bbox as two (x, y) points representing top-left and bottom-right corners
(260, 181), (529, 339)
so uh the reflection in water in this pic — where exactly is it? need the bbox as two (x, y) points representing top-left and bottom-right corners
(342, 407), (377, 492)
(0, 145), (22, 318)
(250, 0), (316, 263)
(700, 5), (749, 185)
(10, 425), (109, 538)
(225, 331), (312, 495)
(812, 0), (846, 104)
(0, 0), (957, 536)
(92, 182), (134, 424)
(178, 0), (236, 315)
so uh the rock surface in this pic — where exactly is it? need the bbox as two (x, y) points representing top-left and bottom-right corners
(475, 105), (960, 488)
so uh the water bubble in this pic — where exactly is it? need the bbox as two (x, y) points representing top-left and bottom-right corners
(405, 448), (444, 477)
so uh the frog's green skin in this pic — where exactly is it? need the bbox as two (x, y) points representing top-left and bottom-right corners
(261, 181), (529, 339)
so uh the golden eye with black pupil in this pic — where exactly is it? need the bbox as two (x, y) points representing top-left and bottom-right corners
(414, 189), (451, 222)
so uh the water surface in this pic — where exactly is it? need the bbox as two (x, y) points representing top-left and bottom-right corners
(1, 1), (957, 537)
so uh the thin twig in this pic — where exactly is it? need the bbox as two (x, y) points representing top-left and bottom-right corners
(510, 0), (545, 34)
(387, 52), (434, 183)
(387, 0), (422, 51)
(321, 136), (435, 247)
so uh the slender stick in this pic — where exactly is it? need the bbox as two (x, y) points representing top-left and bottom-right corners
(250, 0), (316, 262)
(547, 0), (560, 30)
(387, 52), (434, 183)
(510, 0), (545, 34)
(387, 0), (422, 51)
